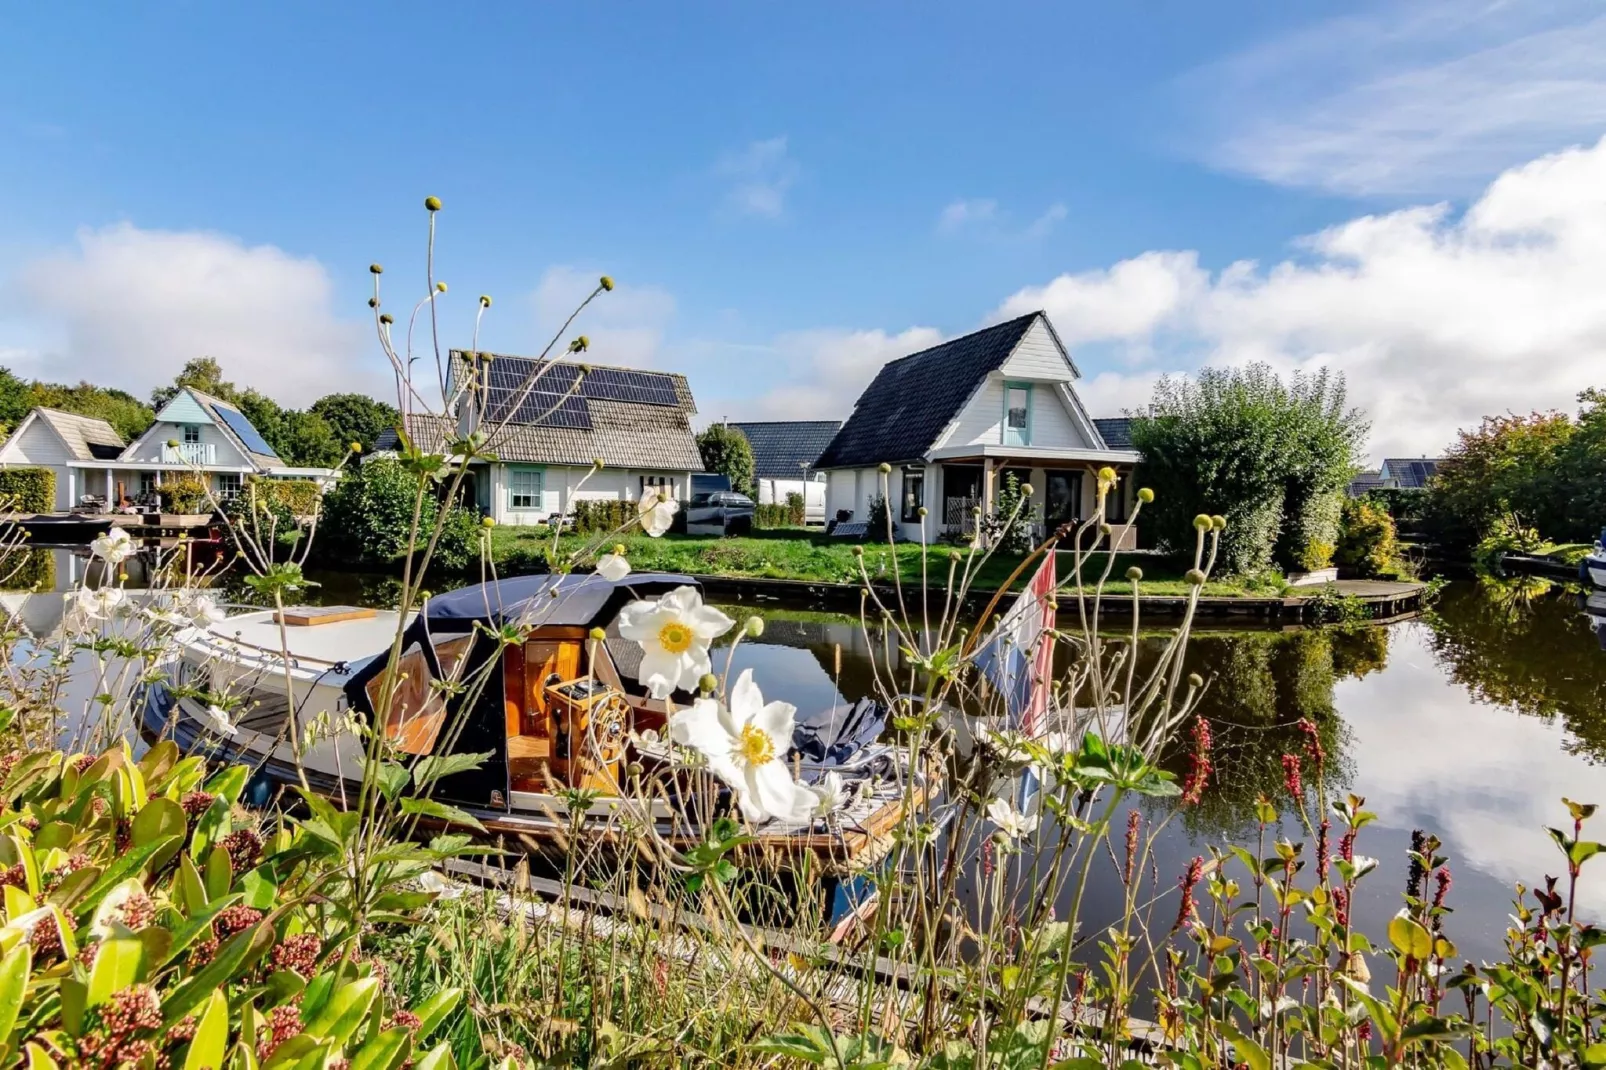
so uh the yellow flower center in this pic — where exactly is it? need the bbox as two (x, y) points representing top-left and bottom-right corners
(657, 620), (693, 654)
(738, 724), (775, 766)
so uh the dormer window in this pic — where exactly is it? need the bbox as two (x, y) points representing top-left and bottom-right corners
(182, 425), (201, 445)
(1003, 382), (1032, 446)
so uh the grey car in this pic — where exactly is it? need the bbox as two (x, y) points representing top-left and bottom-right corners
(686, 490), (756, 535)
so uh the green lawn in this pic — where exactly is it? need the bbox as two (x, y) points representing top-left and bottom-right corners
(487, 527), (1262, 597)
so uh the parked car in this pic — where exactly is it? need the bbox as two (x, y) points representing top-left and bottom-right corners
(687, 490), (756, 536)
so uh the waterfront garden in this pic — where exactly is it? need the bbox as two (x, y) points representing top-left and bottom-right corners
(0, 201), (1602, 1068)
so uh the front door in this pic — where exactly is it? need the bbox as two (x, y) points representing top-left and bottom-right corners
(942, 464), (983, 535)
(1045, 469), (1082, 529)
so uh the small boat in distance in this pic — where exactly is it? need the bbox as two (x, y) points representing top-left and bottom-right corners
(1582, 528), (1606, 589)
(141, 573), (924, 878)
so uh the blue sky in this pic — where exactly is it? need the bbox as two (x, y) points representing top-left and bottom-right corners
(4, 2), (1606, 459)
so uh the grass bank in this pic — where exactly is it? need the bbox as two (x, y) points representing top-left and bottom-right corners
(487, 526), (1264, 597)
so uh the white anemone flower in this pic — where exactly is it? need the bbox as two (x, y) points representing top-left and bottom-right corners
(89, 527), (135, 565)
(179, 591), (226, 626)
(617, 585), (733, 698)
(669, 668), (816, 823)
(69, 586), (126, 621)
(638, 489), (679, 538)
(595, 552), (632, 582)
(196, 703), (237, 738)
(986, 797), (1040, 841)
(808, 770), (848, 818)
(144, 606), (191, 628)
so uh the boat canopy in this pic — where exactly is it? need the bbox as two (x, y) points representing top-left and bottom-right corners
(343, 572), (701, 719)
(420, 572), (700, 629)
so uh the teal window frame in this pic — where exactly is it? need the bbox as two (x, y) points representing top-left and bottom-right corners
(1002, 381), (1033, 446)
(507, 466), (544, 510)
(182, 424), (202, 444)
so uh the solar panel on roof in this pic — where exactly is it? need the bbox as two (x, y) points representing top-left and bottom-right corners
(580, 367), (679, 406)
(481, 357), (593, 429)
(214, 405), (280, 458)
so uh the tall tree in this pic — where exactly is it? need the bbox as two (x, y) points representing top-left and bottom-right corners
(310, 393), (400, 454)
(696, 422), (755, 494)
(151, 356), (241, 409)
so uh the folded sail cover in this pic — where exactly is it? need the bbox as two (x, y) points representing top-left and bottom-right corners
(972, 554), (1056, 737)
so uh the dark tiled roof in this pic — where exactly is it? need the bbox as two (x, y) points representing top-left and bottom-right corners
(1092, 417), (1134, 449)
(378, 360), (703, 474)
(1381, 458), (1440, 489)
(730, 420), (842, 479)
(813, 313), (1042, 469)
(1348, 471), (1385, 496)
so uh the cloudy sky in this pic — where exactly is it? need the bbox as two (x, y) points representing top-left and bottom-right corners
(3, 1), (1605, 460)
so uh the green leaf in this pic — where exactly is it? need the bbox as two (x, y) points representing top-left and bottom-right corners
(87, 934), (146, 1008)
(178, 853), (208, 915)
(132, 797), (187, 848)
(1218, 1023), (1270, 1070)
(79, 837), (180, 916)
(410, 988), (461, 1041)
(349, 1028), (412, 1070)
(302, 977), (380, 1047)
(206, 845), (233, 901)
(204, 764), (250, 806)
(240, 868), (279, 910)
(0, 943), (30, 1045)
(409, 1044), (456, 1070)
(397, 798), (485, 833)
(183, 990), (229, 1070)
(1388, 911), (1433, 960)
(163, 908), (281, 1024)
(1572, 841), (1603, 867)
(371, 762), (410, 802)
(411, 752), (491, 789)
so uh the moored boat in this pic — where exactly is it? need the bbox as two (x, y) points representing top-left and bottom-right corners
(141, 572), (928, 876)
(1582, 529), (1606, 589)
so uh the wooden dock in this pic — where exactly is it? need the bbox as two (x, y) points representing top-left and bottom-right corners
(2, 511), (217, 544)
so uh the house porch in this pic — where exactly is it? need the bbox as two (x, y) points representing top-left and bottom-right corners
(915, 450), (1142, 550)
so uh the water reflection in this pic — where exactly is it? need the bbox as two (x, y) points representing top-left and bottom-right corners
(11, 549), (1606, 966)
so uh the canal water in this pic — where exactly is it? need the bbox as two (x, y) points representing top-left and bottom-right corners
(8, 545), (1606, 967)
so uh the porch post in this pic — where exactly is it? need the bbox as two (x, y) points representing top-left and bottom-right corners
(982, 458), (996, 516)
(65, 468), (74, 513)
(106, 468), (113, 504)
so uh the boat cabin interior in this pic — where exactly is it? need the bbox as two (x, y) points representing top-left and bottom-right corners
(345, 573), (696, 808)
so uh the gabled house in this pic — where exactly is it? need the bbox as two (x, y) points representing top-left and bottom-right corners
(1377, 457), (1440, 490)
(730, 420), (841, 523)
(0, 388), (338, 512)
(813, 311), (1142, 546)
(374, 352), (704, 525)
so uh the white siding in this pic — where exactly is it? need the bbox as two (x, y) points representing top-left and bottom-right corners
(937, 376), (1098, 451)
(122, 420), (251, 468)
(826, 470), (857, 524)
(0, 419), (74, 509)
(999, 318), (1074, 380)
(492, 464), (696, 526)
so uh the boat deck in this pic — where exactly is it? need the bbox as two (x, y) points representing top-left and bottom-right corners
(200, 607), (412, 669)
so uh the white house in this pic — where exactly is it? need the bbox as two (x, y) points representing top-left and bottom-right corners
(0, 389), (337, 512)
(730, 420), (839, 524)
(376, 351), (704, 525)
(813, 311), (1143, 546)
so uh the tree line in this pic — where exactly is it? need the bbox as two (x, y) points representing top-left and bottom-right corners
(0, 356), (398, 467)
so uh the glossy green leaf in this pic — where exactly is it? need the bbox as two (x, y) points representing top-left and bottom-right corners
(302, 977), (380, 1047)
(1388, 911), (1433, 960)
(206, 845), (233, 901)
(183, 990), (229, 1070)
(410, 988), (461, 1041)
(86, 934), (146, 1008)
(371, 762), (410, 802)
(205, 764), (250, 805)
(349, 1028), (412, 1070)
(0, 943), (30, 1045)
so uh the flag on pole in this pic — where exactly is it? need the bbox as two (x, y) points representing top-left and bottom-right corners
(973, 551), (1057, 737)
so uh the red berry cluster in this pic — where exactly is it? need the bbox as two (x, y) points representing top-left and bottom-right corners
(220, 828), (263, 871)
(77, 984), (163, 1069)
(0, 863), (26, 889)
(114, 890), (157, 931)
(71, 753), (98, 775)
(181, 790), (216, 818)
(258, 1003), (304, 1062)
(269, 932), (322, 976)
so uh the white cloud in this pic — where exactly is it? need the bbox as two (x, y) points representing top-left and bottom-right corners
(938, 198), (999, 234)
(937, 198), (1065, 240)
(993, 136), (1606, 460)
(7, 223), (372, 406)
(530, 266), (677, 369)
(1189, 0), (1606, 195)
(715, 137), (798, 219)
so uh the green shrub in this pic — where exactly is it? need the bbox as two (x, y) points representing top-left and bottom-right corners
(866, 492), (894, 540)
(785, 491), (805, 526)
(0, 739), (462, 1069)
(570, 498), (636, 535)
(697, 423), (754, 494)
(245, 475), (322, 516)
(0, 547), (55, 591)
(1472, 511), (1546, 574)
(0, 467), (55, 512)
(157, 474), (210, 514)
(1295, 539), (1335, 571)
(430, 506), (485, 572)
(318, 458), (436, 566)
(1335, 496), (1400, 578)
(755, 501), (802, 529)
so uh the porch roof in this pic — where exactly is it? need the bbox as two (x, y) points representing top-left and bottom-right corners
(925, 443), (1140, 465)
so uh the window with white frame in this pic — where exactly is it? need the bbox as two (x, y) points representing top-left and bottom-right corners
(216, 473), (242, 498)
(139, 473), (158, 497)
(508, 468), (543, 510)
(182, 425), (202, 445)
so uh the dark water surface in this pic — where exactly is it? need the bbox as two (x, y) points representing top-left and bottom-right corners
(11, 546), (1606, 967)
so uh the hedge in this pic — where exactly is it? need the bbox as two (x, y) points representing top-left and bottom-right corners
(0, 467), (56, 513)
(158, 474), (211, 514)
(245, 475), (322, 516)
